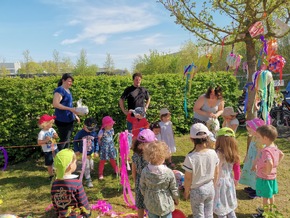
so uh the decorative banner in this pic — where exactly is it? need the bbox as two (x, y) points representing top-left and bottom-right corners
(266, 39), (278, 61)
(226, 53), (242, 75)
(252, 70), (274, 124)
(79, 138), (88, 181)
(183, 73), (191, 118)
(119, 131), (137, 210)
(183, 63), (197, 118)
(248, 21), (264, 38)
(0, 146), (8, 171)
(268, 55), (286, 81)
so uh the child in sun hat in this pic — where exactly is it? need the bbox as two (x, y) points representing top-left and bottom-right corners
(213, 127), (240, 217)
(126, 107), (150, 142)
(51, 149), (90, 217)
(182, 123), (219, 218)
(37, 114), (59, 181)
(159, 108), (176, 168)
(73, 117), (99, 188)
(98, 116), (118, 180)
(239, 118), (265, 199)
(131, 129), (157, 218)
(222, 106), (239, 132)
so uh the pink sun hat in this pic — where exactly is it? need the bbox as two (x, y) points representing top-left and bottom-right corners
(246, 118), (265, 131)
(101, 116), (115, 129)
(137, 129), (157, 143)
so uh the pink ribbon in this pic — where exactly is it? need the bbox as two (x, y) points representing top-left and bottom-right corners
(79, 138), (88, 181)
(119, 131), (137, 210)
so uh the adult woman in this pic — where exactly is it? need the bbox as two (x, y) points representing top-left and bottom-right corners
(192, 85), (224, 125)
(53, 73), (79, 150)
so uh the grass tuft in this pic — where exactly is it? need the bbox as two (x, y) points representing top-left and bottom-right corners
(0, 128), (289, 217)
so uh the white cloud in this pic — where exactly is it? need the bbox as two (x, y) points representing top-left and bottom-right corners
(60, 3), (159, 45)
(53, 30), (62, 37)
(68, 19), (81, 26)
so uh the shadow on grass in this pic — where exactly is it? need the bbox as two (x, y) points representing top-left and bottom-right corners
(235, 212), (253, 217)
(276, 137), (290, 153)
(236, 189), (253, 201)
(0, 175), (52, 189)
(6, 159), (46, 172)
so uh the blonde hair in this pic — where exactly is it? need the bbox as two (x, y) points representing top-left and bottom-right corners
(38, 120), (54, 129)
(143, 141), (171, 165)
(215, 136), (239, 163)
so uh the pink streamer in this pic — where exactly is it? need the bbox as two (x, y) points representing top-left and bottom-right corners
(79, 138), (88, 181)
(119, 131), (137, 210)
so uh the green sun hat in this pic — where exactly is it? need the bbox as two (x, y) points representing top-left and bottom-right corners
(54, 149), (74, 179)
(217, 127), (235, 137)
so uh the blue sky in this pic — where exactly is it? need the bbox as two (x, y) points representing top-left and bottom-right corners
(0, 0), (194, 71)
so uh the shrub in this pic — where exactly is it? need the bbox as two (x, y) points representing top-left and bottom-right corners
(0, 72), (240, 163)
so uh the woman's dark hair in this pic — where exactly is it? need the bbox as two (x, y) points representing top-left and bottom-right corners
(205, 85), (223, 99)
(132, 72), (142, 80)
(149, 121), (160, 130)
(57, 73), (74, 87)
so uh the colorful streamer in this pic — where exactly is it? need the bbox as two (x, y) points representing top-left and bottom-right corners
(119, 131), (137, 210)
(0, 146), (8, 171)
(79, 138), (88, 181)
(183, 73), (191, 118)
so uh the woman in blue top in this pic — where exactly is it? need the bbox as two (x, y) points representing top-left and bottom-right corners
(53, 73), (80, 150)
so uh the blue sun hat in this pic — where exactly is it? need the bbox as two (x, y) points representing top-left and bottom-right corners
(133, 107), (146, 118)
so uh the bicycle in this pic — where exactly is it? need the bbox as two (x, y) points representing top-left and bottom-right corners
(269, 91), (290, 138)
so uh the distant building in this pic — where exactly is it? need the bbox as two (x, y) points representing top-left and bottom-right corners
(96, 67), (127, 75)
(0, 62), (21, 75)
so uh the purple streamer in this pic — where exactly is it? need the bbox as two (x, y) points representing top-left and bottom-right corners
(260, 35), (267, 55)
(251, 71), (261, 91)
(0, 146), (8, 171)
(184, 64), (193, 75)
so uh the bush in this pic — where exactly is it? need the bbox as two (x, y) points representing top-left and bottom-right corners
(0, 72), (240, 163)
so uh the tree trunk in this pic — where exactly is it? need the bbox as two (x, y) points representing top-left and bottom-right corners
(245, 36), (257, 151)
(245, 36), (257, 120)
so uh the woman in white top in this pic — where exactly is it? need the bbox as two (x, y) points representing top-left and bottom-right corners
(193, 85), (224, 125)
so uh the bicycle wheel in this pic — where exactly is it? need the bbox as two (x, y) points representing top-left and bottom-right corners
(276, 115), (290, 138)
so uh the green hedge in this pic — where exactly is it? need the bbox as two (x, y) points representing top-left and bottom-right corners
(0, 72), (240, 163)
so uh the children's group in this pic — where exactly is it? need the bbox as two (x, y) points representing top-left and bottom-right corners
(38, 73), (284, 218)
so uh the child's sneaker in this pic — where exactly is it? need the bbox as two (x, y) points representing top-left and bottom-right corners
(244, 187), (255, 193)
(86, 179), (93, 188)
(99, 175), (104, 180)
(252, 213), (264, 218)
(256, 207), (264, 214)
(248, 192), (259, 199)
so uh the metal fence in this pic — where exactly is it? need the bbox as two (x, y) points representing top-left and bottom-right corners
(236, 73), (290, 90)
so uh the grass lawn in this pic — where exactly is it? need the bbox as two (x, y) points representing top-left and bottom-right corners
(0, 127), (289, 217)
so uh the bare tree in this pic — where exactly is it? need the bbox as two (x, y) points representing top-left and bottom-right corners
(158, 0), (290, 120)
